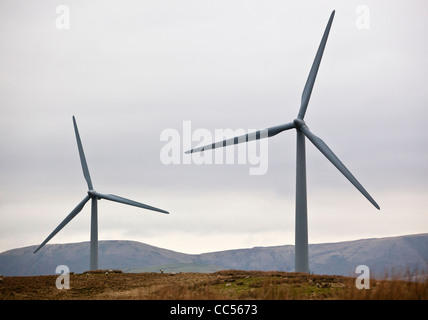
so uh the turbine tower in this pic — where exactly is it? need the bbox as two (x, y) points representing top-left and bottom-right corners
(186, 11), (380, 273)
(34, 116), (169, 270)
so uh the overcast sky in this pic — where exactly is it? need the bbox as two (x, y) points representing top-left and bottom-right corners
(1, 0), (427, 255)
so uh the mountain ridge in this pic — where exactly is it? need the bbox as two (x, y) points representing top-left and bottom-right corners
(0, 233), (427, 277)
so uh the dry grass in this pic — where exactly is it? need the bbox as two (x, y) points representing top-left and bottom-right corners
(0, 270), (426, 300)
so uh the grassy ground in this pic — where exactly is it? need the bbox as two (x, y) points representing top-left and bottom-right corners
(1, 270), (427, 300)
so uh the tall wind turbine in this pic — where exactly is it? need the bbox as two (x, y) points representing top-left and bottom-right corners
(34, 116), (169, 270)
(186, 11), (380, 273)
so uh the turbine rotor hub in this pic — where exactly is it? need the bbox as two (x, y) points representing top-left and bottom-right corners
(88, 190), (101, 200)
(293, 118), (307, 130)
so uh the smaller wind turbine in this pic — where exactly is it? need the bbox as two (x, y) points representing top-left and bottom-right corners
(34, 116), (169, 270)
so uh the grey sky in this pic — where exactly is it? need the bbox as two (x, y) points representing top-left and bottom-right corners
(1, 0), (427, 254)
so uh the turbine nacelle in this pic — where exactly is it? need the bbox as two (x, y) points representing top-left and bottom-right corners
(293, 118), (307, 131)
(88, 190), (101, 200)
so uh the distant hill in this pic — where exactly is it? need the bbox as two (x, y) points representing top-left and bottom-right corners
(0, 233), (427, 277)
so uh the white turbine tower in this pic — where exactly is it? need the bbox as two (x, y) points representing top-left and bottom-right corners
(34, 116), (169, 270)
(186, 11), (380, 273)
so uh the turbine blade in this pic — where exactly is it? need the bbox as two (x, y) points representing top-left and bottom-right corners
(73, 116), (93, 190)
(300, 126), (380, 210)
(33, 195), (91, 254)
(298, 10), (335, 120)
(185, 122), (295, 154)
(93, 191), (169, 214)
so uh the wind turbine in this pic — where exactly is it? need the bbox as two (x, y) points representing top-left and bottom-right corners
(186, 10), (380, 273)
(34, 116), (169, 270)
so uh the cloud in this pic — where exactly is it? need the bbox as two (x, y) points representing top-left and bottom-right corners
(1, 1), (427, 254)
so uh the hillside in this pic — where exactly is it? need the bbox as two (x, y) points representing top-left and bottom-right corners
(0, 233), (427, 277)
